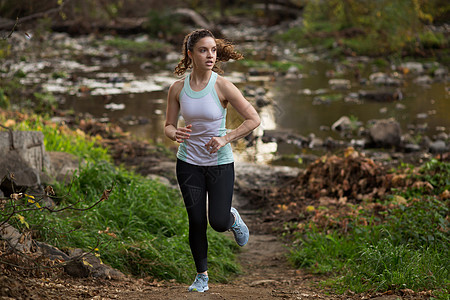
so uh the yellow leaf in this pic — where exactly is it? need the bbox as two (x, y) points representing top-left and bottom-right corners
(16, 214), (30, 229)
(25, 194), (35, 199)
(82, 258), (93, 268)
(306, 205), (315, 212)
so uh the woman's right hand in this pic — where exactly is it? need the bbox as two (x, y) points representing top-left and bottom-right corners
(174, 124), (192, 143)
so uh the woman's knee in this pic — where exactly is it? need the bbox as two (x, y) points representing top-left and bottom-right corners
(209, 219), (230, 232)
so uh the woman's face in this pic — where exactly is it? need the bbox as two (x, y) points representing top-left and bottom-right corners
(189, 37), (217, 71)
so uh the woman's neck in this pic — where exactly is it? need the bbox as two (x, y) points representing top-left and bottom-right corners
(189, 69), (212, 91)
(190, 69), (212, 85)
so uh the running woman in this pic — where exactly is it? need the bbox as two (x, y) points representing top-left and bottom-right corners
(164, 28), (260, 292)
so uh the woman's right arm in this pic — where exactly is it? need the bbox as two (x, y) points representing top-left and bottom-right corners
(164, 80), (191, 143)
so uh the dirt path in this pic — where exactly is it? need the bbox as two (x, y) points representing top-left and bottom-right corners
(117, 164), (345, 299)
(110, 192), (342, 300)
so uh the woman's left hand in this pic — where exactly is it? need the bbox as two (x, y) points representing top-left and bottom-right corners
(205, 136), (227, 154)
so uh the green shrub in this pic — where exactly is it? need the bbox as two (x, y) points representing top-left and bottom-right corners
(0, 39), (11, 59)
(288, 160), (449, 296)
(288, 0), (448, 56)
(383, 197), (449, 248)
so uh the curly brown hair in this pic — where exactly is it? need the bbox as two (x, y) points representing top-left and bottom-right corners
(174, 29), (243, 76)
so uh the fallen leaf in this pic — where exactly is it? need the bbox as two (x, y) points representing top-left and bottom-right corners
(306, 205), (315, 212)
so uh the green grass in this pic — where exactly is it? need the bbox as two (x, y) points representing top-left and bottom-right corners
(288, 159), (450, 298)
(24, 161), (239, 282)
(2, 113), (240, 282)
(342, 237), (448, 294)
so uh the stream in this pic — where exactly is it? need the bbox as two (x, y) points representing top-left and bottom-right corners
(4, 31), (449, 166)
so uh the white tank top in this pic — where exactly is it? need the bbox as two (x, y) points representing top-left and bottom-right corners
(177, 72), (234, 166)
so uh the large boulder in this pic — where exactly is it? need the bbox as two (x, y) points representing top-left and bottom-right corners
(0, 131), (50, 194)
(0, 131), (48, 171)
(329, 79), (351, 90)
(35, 241), (70, 261)
(368, 119), (402, 148)
(0, 151), (41, 195)
(400, 62), (424, 74)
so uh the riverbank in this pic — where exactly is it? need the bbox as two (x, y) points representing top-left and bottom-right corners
(2, 22), (448, 169)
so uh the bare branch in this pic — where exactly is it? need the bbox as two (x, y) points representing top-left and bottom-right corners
(0, 18), (18, 40)
(0, 2), (68, 31)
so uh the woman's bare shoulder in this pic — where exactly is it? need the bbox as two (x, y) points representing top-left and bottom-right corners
(169, 78), (185, 95)
(171, 78), (185, 89)
(215, 74), (234, 90)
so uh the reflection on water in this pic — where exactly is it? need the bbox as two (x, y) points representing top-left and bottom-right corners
(275, 61), (449, 139)
(229, 104), (279, 164)
(62, 90), (168, 143)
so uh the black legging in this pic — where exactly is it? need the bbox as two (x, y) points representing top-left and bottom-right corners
(176, 158), (235, 273)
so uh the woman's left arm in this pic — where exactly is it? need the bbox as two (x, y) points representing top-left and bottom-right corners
(205, 78), (260, 154)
